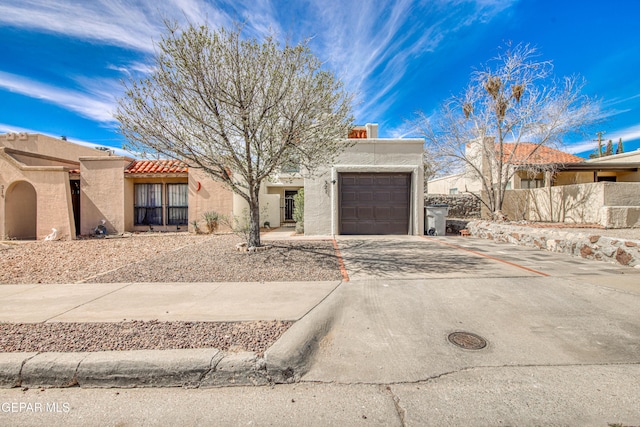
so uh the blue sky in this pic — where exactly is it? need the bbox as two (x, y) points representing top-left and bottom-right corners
(1, 0), (639, 158)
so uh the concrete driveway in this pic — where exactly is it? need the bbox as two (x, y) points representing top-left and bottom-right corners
(304, 236), (640, 384)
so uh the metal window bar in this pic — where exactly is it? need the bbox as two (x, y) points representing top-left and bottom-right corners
(167, 184), (188, 225)
(134, 183), (163, 225)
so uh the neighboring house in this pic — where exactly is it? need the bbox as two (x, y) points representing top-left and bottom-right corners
(514, 149), (640, 227)
(0, 133), (232, 240)
(426, 142), (584, 195)
(1, 124), (424, 239)
(425, 138), (640, 227)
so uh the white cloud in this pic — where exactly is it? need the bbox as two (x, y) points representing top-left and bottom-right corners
(303, 0), (517, 122)
(0, 71), (117, 123)
(0, 0), (231, 52)
(0, 0), (519, 133)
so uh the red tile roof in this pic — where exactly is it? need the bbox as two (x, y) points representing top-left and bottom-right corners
(125, 159), (189, 174)
(348, 129), (367, 139)
(502, 143), (583, 165)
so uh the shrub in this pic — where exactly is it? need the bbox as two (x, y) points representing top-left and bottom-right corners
(202, 211), (219, 234)
(293, 189), (304, 234)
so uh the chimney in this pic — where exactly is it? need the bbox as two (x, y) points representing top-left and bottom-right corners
(365, 123), (378, 139)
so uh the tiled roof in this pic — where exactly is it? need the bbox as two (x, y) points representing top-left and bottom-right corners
(348, 129), (367, 139)
(125, 159), (189, 174)
(502, 143), (583, 165)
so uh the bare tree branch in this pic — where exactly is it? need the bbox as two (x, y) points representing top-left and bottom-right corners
(116, 23), (354, 246)
(413, 42), (602, 219)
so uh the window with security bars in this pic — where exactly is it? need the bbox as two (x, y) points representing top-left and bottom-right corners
(134, 184), (163, 225)
(167, 184), (188, 225)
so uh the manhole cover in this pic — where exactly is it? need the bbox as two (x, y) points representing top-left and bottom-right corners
(448, 332), (487, 350)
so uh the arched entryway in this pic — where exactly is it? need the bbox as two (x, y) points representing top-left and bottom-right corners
(5, 181), (37, 240)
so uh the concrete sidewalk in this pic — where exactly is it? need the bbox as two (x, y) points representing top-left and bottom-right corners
(0, 281), (341, 389)
(0, 281), (340, 323)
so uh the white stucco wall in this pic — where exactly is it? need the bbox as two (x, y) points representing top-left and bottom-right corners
(426, 172), (485, 194)
(585, 149), (640, 164)
(304, 138), (424, 236)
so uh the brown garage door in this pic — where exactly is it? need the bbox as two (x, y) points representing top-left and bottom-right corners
(339, 172), (410, 235)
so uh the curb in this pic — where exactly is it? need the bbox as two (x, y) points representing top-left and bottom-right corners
(264, 282), (344, 383)
(0, 349), (271, 389)
(0, 285), (344, 389)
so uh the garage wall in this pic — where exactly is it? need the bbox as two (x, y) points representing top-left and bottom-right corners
(304, 138), (424, 236)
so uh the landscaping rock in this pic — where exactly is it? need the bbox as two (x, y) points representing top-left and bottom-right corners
(467, 220), (640, 268)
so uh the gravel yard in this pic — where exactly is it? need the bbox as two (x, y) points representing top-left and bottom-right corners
(0, 233), (342, 284)
(0, 233), (339, 354)
(0, 320), (291, 356)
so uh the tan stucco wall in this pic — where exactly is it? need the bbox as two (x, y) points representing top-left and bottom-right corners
(188, 169), (234, 232)
(6, 151), (80, 168)
(0, 156), (76, 240)
(80, 156), (131, 235)
(616, 170), (640, 182)
(554, 171), (594, 185)
(304, 138), (425, 236)
(0, 133), (108, 162)
(502, 182), (640, 227)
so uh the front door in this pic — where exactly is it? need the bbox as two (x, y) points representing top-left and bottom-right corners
(70, 179), (81, 235)
(284, 190), (298, 221)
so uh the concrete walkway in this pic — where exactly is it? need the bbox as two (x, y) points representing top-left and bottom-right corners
(0, 281), (340, 323)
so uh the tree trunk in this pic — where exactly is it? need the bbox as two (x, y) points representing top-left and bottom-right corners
(248, 185), (261, 248)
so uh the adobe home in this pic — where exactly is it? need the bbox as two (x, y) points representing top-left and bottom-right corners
(0, 133), (230, 240)
(1, 125), (424, 240)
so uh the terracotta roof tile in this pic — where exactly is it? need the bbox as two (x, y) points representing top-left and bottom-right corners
(125, 159), (189, 174)
(501, 143), (583, 165)
(348, 129), (367, 139)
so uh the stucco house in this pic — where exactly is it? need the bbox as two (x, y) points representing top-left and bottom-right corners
(0, 133), (232, 240)
(234, 123), (425, 235)
(426, 142), (585, 195)
(303, 124), (424, 235)
(1, 124), (424, 239)
(426, 138), (640, 227)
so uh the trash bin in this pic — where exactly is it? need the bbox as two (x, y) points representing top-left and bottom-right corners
(425, 204), (449, 236)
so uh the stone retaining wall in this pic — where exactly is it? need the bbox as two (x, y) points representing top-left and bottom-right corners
(424, 194), (481, 219)
(467, 220), (640, 268)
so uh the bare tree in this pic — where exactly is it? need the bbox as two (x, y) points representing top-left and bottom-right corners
(116, 23), (354, 247)
(413, 43), (601, 219)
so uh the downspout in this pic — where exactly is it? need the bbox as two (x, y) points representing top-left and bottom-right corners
(331, 167), (337, 237)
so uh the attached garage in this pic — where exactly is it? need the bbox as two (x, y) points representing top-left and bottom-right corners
(302, 126), (424, 236)
(339, 172), (410, 234)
